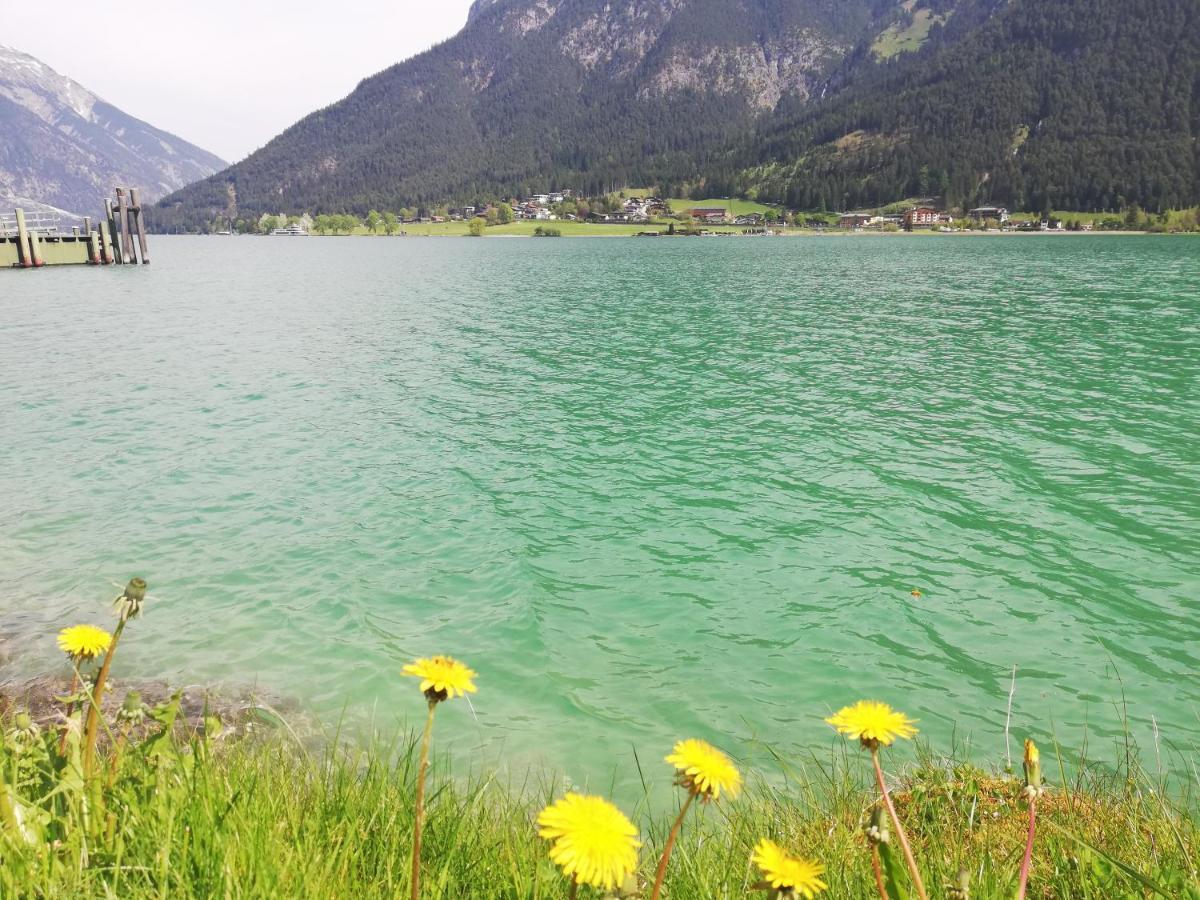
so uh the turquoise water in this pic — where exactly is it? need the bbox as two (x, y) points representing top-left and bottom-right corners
(1, 235), (1197, 784)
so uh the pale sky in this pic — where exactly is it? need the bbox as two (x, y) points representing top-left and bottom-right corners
(3, 0), (477, 163)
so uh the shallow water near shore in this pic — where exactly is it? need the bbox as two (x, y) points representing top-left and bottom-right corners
(1, 235), (1197, 789)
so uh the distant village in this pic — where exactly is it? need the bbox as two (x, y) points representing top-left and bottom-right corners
(833, 205), (1090, 232)
(245, 192), (1108, 236)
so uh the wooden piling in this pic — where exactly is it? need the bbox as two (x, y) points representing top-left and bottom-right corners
(28, 223), (45, 268)
(83, 216), (92, 234)
(99, 219), (113, 265)
(130, 188), (150, 264)
(116, 188), (135, 264)
(105, 199), (123, 265)
(88, 229), (102, 265)
(14, 207), (32, 267)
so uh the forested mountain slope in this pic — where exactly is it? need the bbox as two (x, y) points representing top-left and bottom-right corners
(739, 0), (1200, 212)
(154, 0), (894, 227)
(156, 0), (1199, 225)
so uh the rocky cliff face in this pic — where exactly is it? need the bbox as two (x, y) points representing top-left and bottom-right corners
(0, 44), (226, 218)
(467, 0), (509, 23)
(157, 0), (883, 226)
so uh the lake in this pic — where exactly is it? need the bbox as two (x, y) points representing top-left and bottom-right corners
(1, 235), (1197, 786)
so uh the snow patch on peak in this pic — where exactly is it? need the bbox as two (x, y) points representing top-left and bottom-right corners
(0, 43), (99, 122)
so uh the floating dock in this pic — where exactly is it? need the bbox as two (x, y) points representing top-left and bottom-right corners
(1, 187), (150, 269)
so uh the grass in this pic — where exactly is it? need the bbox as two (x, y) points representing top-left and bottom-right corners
(665, 198), (780, 217)
(4, 586), (1199, 897)
(2, 704), (1197, 898)
(872, 8), (949, 60)
(332, 219), (771, 238)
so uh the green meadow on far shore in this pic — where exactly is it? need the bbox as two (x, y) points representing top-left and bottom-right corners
(320, 220), (1194, 238)
(300, 202), (1200, 238)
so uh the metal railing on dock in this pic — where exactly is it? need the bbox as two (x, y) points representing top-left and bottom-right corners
(2, 187), (150, 269)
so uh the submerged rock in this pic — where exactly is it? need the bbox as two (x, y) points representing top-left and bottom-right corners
(0, 675), (307, 746)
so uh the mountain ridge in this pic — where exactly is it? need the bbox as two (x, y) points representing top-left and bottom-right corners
(0, 44), (226, 218)
(154, 0), (888, 228)
(156, 0), (1199, 227)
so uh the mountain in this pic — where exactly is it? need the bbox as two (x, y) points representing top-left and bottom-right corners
(0, 44), (226, 218)
(157, 0), (1199, 227)
(155, 0), (894, 228)
(740, 0), (1200, 213)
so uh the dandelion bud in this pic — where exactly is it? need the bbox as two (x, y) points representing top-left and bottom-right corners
(204, 713), (224, 739)
(117, 690), (146, 727)
(113, 577), (148, 621)
(947, 868), (971, 898)
(865, 805), (890, 846)
(1023, 738), (1043, 799)
(8, 712), (40, 751)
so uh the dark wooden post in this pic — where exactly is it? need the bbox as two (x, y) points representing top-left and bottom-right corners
(117, 188), (135, 263)
(99, 219), (113, 264)
(28, 220), (45, 267)
(14, 207), (31, 267)
(130, 188), (150, 264)
(105, 199), (123, 264)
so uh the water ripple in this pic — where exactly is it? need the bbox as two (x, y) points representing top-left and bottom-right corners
(1, 235), (1197, 789)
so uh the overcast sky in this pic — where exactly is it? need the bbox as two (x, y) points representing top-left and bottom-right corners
(4, 0), (477, 163)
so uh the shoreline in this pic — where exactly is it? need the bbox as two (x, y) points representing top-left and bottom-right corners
(174, 228), (1176, 239)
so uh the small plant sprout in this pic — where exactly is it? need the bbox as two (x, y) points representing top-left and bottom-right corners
(651, 738), (742, 900)
(537, 793), (641, 899)
(83, 578), (148, 777)
(1017, 738), (1045, 900)
(751, 837), (827, 899)
(826, 701), (927, 900)
(400, 655), (477, 900)
(947, 867), (971, 899)
(865, 805), (891, 900)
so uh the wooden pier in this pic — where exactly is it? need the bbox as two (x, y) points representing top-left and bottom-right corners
(1, 188), (150, 269)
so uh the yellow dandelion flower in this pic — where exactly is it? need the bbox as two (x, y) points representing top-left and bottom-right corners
(1023, 738), (1042, 793)
(826, 700), (918, 748)
(57, 624), (112, 661)
(665, 738), (742, 801)
(752, 838), (827, 897)
(537, 793), (641, 890)
(402, 655), (477, 701)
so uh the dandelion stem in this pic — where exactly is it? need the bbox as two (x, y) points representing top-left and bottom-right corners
(410, 701), (437, 900)
(567, 878), (578, 900)
(650, 791), (694, 900)
(58, 665), (81, 757)
(107, 729), (129, 791)
(871, 747), (928, 900)
(1017, 795), (1037, 900)
(83, 618), (126, 778)
(870, 847), (888, 900)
